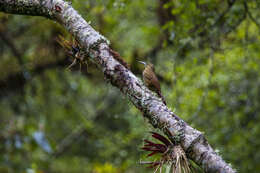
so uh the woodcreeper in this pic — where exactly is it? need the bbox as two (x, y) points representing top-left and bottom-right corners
(139, 61), (166, 105)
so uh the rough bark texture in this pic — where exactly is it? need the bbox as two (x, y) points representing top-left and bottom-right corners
(0, 0), (236, 172)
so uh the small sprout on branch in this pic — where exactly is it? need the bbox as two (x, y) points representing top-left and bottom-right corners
(56, 35), (88, 71)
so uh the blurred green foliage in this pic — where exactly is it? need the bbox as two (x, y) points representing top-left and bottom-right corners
(0, 0), (260, 172)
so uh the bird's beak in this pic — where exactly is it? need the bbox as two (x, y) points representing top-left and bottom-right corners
(138, 61), (146, 66)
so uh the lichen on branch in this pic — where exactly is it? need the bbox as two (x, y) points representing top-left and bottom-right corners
(0, 0), (236, 172)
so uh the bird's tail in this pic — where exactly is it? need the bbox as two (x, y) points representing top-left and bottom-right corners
(157, 91), (167, 105)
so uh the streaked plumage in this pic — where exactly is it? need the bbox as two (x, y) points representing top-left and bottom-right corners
(139, 61), (166, 105)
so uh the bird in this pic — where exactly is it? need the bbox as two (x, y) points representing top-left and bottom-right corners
(139, 61), (166, 105)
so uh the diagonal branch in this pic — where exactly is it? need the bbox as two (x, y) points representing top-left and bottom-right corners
(0, 29), (23, 63)
(0, 0), (235, 172)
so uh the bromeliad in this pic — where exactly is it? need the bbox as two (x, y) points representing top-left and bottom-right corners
(140, 132), (192, 173)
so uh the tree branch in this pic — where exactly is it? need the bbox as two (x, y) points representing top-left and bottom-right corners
(0, 0), (52, 18)
(0, 29), (23, 63)
(0, 0), (235, 172)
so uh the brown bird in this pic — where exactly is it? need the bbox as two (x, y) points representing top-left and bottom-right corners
(139, 61), (166, 105)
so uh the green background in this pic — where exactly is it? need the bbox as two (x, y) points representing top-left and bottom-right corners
(0, 0), (259, 172)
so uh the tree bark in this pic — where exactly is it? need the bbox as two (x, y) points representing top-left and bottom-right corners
(0, 0), (236, 172)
